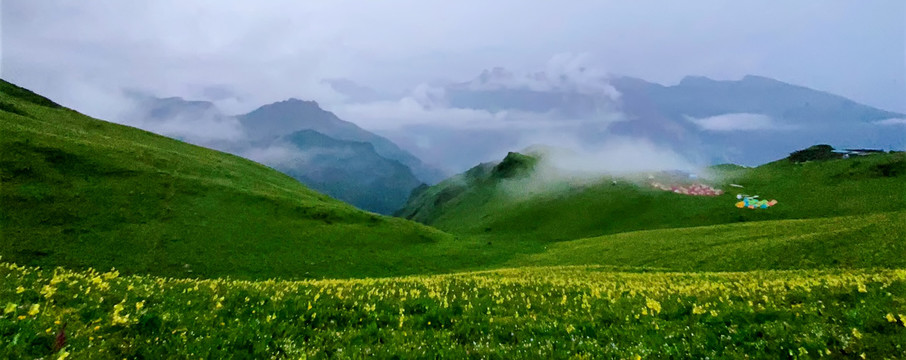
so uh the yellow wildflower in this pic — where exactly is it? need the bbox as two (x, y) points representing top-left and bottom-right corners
(4, 303), (16, 314)
(646, 298), (661, 315)
(56, 350), (70, 360)
(41, 285), (56, 298)
(28, 304), (40, 316)
(112, 302), (131, 325)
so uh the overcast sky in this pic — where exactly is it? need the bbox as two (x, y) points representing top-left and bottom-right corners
(3, 0), (904, 117)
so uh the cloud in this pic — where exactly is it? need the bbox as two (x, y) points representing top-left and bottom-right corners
(462, 53), (621, 100)
(327, 75), (628, 173)
(3, 0), (904, 117)
(533, 137), (698, 174)
(334, 97), (619, 132)
(875, 118), (906, 126)
(685, 113), (792, 131)
(127, 110), (245, 144)
(496, 137), (701, 199)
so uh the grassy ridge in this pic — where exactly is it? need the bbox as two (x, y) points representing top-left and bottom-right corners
(2, 80), (906, 358)
(401, 152), (906, 243)
(510, 211), (906, 271)
(0, 79), (455, 280)
(2, 262), (905, 358)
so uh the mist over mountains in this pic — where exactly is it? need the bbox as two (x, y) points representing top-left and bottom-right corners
(118, 94), (443, 214)
(333, 66), (904, 171)
(113, 65), (904, 214)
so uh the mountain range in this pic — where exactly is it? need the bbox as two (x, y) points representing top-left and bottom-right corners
(125, 96), (444, 214)
(440, 69), (905, 166)
(121, 70), (904, 214)
(4, 78), (906, 358)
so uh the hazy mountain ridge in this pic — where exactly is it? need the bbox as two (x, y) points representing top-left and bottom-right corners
(278, 129), (423, 215)
(439, 69), (905, 166)
(238, 98), (446, 184)
(124, 95), (445, 214)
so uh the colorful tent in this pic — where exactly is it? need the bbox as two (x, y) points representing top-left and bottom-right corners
(735, 194), (778, 209)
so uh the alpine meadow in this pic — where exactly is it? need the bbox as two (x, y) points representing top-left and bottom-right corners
(3, 2), (906, 359)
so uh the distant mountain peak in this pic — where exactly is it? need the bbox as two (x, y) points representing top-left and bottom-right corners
(741, 74), (778, 82)
(677, 74), (786, 87)
(245, 98), (334, 121)
(155, 96), (216, 109)
(276, 98), (321, 108)
(678, 75), (717, 86)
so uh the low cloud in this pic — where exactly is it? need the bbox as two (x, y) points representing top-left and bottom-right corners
(536, 137), (698, 175)
(686, 113), (791, 131)
(329, 88), (628, 173)
(875, 118), (906, 126)
(333, 96), (620, 132)
(463, 53), (621, 100)
(323, 55), (630, 173)
(240, 142), (355, 169)
(497, 137), (701, 199)
(125, 110), (245, 144)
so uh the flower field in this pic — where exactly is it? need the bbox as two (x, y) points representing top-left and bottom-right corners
(2, 262), (905, 359)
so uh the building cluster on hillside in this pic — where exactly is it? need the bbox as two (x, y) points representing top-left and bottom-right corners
(650, 182), (724, 196)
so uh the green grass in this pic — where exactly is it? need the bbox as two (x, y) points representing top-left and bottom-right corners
(3, 262), (905, 359)
(400, 151), (906, 244)
(3, 80), (906, 358)
(0, 79), (465, 280)
(509, 210), (906, 271)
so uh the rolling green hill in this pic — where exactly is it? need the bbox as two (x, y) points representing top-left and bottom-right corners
(2, 80), (906, 358)
(399, 150), (906, 243)
(0, 79), (456, 280)
(509, 210), (906, 271)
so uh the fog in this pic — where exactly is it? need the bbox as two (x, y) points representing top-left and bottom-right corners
(2, 1), (903, 178)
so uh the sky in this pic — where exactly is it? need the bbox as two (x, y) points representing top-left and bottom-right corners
(3, 1), (904, 113)
(2, 1), (904, 172)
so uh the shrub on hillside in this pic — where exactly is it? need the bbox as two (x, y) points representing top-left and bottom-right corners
(788, 144), (840, 163)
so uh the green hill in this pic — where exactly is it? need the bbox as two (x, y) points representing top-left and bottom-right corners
(398, 150), (906, 244)
(0, 79), (455, 280)
(510, 210), (906, 271)
(2, 80), (906, 359)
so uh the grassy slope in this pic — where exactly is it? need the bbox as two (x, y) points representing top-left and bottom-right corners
(402, 152), (906, 244)
(3, 78), (903, 281)
(0, 79), (461, 280)
(2, 81), (906, 358)
(510, 210), (906, 271)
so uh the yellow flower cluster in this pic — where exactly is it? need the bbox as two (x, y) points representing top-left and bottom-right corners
(2, 262), (905, 358)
